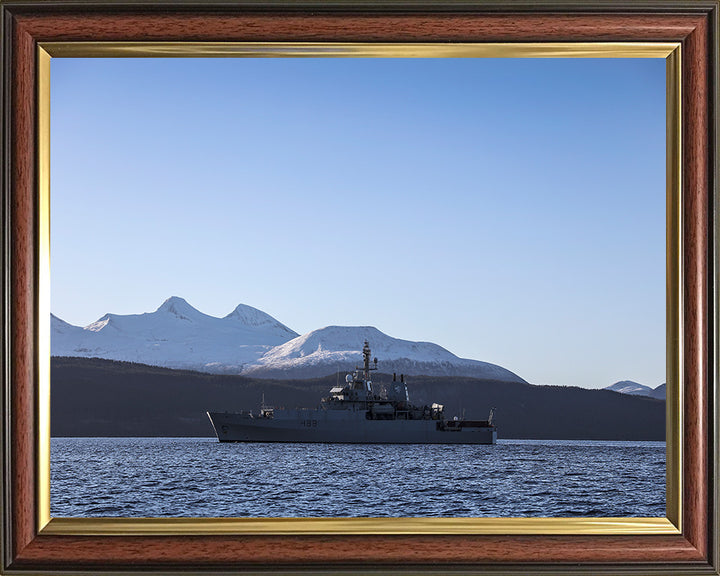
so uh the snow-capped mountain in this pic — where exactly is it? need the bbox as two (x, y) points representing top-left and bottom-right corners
(604, 380), (666, 400)
(51, 297), (526, 383)
(605, 380), (653, 395)
(246, 325), (524, 382)
(51, 297), (298, 373)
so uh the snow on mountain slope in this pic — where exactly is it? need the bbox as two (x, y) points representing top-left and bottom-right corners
(51, 297), (298, 373)
(604, 380), (665, 399)
(243, 325), (526, 382)
(52, 298), (526, 383)
(605, 380), (653, 395)
(51, 314), (85, 336)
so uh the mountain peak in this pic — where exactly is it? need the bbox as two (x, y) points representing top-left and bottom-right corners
(224, 303), (298, 336)
(249, 324), (526, 382)
(226, 302), (263, 319)
(156, 296), (201, 320)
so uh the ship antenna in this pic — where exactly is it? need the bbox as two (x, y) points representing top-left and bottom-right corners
(363, 340), (371, 379)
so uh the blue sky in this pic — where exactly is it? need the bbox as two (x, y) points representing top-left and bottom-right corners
(50, 57), (666, 389)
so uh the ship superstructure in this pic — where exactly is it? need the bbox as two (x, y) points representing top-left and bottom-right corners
(207, 341), (496, 444)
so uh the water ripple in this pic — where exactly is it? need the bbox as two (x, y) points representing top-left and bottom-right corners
(51, 438), (666, 518)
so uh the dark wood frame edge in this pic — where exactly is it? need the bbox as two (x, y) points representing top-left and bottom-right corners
(0, 0), (718, 14)
(1, 2), (717, 574)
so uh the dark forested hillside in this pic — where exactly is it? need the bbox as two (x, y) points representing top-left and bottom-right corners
(51, 357), (665, 440)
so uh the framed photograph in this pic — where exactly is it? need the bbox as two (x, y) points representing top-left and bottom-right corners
(1, 1), (717, 574)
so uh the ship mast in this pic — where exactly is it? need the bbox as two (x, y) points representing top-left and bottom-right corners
(352, 340), (378, 398)
(362, 340), (378, 380)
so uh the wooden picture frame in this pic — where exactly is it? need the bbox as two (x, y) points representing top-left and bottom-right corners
(1, 1), (717, 573)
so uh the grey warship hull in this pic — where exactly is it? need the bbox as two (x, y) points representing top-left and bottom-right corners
(207, 409), (496, 444)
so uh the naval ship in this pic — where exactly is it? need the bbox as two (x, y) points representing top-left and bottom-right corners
(207, 341), (497, 444)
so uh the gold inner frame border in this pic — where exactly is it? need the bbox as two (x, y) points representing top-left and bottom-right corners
(36, 41), (682, 537)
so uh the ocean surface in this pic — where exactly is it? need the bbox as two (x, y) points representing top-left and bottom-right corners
(51, 438), (665, 518)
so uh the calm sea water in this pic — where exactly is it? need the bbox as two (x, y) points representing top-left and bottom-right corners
(51, 438), (665, 518)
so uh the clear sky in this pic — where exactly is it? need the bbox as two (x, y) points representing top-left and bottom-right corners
(50, 57), (666, 389)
